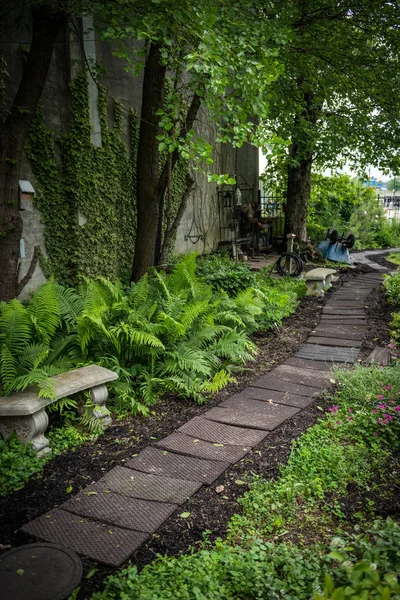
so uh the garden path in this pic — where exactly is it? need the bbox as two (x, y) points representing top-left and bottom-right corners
(20, 264), (389, 567)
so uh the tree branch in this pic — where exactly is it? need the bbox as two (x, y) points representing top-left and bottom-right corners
(159, 174), (195, 265)
(17, 245), (40, 295)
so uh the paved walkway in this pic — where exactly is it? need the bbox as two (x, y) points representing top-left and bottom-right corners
(20, 264), (389, 567)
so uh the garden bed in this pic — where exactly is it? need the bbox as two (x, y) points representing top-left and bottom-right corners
(0, 261), (393, 598)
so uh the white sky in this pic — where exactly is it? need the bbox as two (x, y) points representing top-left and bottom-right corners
(259, 150), (390, 182)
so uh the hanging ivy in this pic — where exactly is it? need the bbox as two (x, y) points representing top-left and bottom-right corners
(25, 72), (138, 285)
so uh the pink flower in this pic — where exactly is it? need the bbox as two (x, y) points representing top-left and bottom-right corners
(390, 400), (394, 405)
(336, 420), (341, 425)
(387, 384), (392, 391)
(372, 409), (377, 414)
(395, 406), (400, 412)
(333, 405), (338, 413)
(378, 419), (383, 424)
(328, 407), (332, 412)
(377, 395), (385, 400)
(348, 408), (352, 413)
(374, 432), (379, 436)
(347, 416), (352, 421)
(379, 404), (386, 409)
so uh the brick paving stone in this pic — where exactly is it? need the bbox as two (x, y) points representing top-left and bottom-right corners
(250, 375), (322, 397)
(87, 465), (201, 504)
(178, 416), (267, 446)
(296, 344), (359, 363)
(308, 336), (362, 348)
(272, 364), (330, 386)
(225, 386), (319, 407)
(284, 357), (333, 371)
(322, 308), (365, 316)
(311, 327), (365, 341)
(60, 487), (177, 531)
(156, 432), (251, 463)
(20, 508), (149, 567)
(203, 406), (295, 431)
(125, 447), (229, 485)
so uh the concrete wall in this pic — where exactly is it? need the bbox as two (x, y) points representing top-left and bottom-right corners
(1, 11), (258, 294)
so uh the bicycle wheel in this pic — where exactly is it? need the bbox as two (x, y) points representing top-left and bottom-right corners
(276, 252), (303, 277)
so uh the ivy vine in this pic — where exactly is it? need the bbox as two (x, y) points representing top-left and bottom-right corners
(25, 71), (189, 285)
(26, 72), (138, 285)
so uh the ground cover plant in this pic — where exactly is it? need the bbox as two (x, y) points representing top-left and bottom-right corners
(91, 363), (400, 599)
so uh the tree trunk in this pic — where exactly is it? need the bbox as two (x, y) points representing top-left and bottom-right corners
(159, 173), (195, 264)
(154, 93), (201, 265)
(0, 5), (66, 302)
(131, 44), (167, 282)
(285, 144), (313, 242)
(284, 89), (317, 244)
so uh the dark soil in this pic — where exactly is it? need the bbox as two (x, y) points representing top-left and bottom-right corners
(0, 262), (396, 598)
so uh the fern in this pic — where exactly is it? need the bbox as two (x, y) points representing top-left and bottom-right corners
(0, 346), (16, 393)
(0, 300), (32, 354)
(26, 280), (60, 343)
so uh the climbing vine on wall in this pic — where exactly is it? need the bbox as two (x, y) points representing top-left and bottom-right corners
(25, 72), (138, 285)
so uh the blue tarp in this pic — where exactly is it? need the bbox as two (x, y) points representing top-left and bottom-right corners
(317, 240), (354, 265)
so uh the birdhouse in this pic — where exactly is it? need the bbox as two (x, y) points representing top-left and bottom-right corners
(18, 180), (35, 211)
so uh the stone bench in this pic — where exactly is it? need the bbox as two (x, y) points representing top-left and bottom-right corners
(304, 268), (338, 296)
(0, 365), (118, 455)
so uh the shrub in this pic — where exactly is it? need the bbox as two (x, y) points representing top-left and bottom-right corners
(383, 271), (400, 306)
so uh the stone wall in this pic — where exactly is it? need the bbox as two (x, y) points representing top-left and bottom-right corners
(0, 13), (258, 296)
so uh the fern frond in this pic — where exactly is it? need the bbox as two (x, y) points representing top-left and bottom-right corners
(0, 346), (16, 392)
(55, 284), (84, 328)
(0, 299), (32, 354)
(17, 343), (49, 372)
(27, 280), (60, 342)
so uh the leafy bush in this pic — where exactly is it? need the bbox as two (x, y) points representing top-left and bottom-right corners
(383, 270), (400, 306)
(196, 253), (306, 331)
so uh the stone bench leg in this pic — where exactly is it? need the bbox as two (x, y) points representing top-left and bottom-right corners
(90, 384), (112, 426)
(0, 409), (50, 455)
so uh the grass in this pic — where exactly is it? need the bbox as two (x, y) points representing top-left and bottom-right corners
(386, 252), (400, 266)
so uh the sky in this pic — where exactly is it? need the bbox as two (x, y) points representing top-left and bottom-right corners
(259, 150), (391, 182)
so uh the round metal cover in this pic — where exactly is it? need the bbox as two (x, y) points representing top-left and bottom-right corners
(0, 542), (83, 600)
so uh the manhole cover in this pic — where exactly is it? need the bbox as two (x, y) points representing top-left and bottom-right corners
(0, 543), (82, 600)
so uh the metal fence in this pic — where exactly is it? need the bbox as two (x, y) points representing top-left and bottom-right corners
(379, 195), (400, 223)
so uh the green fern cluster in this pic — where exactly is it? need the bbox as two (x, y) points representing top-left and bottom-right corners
(0, 281), (75, 399)
(54, 254), (261, 413)
(0, 255), (261, 415)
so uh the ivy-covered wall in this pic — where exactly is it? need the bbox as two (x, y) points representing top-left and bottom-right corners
(25, 73), (138, 285)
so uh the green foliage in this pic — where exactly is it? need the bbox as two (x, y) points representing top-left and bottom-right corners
(25, 73), (138, 285)
(0, 425), (93, 496)
(196, 253), (305, 331)
(383, 271), (400, 306)
(386, 253), (400, 267)
(92, 519), (400, 600)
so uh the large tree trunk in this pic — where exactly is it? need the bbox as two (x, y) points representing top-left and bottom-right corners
(131, 44), (167, 282)
(285, 144), (313, 242)
(284, 90), (317, 244)
(0, 5), (66, 302)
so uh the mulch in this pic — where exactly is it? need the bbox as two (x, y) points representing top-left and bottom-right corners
(0, 260), (396, 598)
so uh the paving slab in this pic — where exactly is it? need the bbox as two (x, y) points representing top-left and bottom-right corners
(87, 465), (201, 504)
(312, 329), (365, 341)
(203, 405), (297, 431)
(250, 375), (322, 397)
(20, 508), (149, 567)
(272, 364), (330, 386)
(296, 344), (359, 363)
(325, 301), (366, 308)
(60, 487), (177, 532)
(219, 393), (301, 413)
(366, 345), (391, 366)
(322, 308), (365, 316)
(178, 416), (267, 446)
(319, 316), (366, 324)
(225, 386), (319, 408)
(156, 432), (250, 463)
(126, 447), (229, 485)
(284, 357), (333, 371)
(308, 336), (362, 348)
